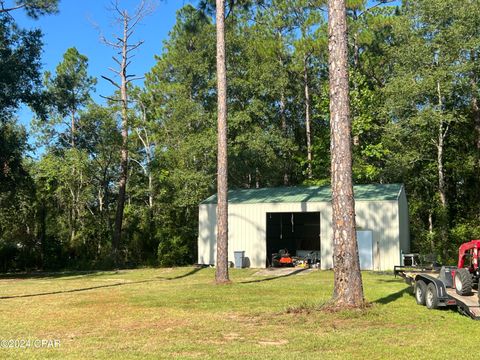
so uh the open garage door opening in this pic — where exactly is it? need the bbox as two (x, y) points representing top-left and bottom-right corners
(266, 212), (320, 267)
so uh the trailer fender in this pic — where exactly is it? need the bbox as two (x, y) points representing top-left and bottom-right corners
(414, 274), (449, 305)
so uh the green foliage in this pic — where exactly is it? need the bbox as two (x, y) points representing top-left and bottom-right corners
(4, 0), (480, 271)
(0, 157), (39, 271)
(157, 235), (191, 267)
(373, 0), (480, 261)
(0, 242), (18, 272)
(0, 15), (45, 120)
(0, 121), (28, 191)
(21, 0), (58, 18)
(35, 47), (96, 147)
(450, 221), (480, 249)
(46, 47), (96, 118)
(1, 0), (59, 19)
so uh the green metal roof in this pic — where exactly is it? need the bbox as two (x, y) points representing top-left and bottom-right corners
(201, 184), (403, 204)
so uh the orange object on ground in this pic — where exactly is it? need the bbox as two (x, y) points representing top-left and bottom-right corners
(279, 256), (293, 265)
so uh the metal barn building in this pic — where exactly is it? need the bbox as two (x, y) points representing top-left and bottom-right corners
(197, 184), (410, 271)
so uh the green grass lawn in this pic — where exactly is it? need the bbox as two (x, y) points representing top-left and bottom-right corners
(0, 267), (477, 359)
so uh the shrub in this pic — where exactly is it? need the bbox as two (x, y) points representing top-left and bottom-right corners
(157, 235), (191, 267)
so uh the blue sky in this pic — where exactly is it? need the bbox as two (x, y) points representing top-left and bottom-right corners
(15, 0), (193, 130)
(15, 0), (400, 141)
(14, 0), (401, 103)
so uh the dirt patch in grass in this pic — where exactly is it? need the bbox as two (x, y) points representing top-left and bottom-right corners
(201, 339), (227, 345)
(285, 302), (322, 314)
(224, 313), (271, 329)
(258, 339), (289, 346)
(119, 318), (189, 332)
(320, 301), (373, 313)
(223, 332), (244, 341)
(253, 268), (317, 277)
(283, 298), (374, 315)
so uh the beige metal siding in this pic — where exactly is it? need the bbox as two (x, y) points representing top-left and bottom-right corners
(320, 206), (333, 269)
(197, 204), (217, 265)
(198, 198), (405, 271)
(318, 201), (400, 271)
(355, 200), (399, 270)
(228, 203), (267, 268)
(199, 202), (330, 268)
(229, 202), (329, 268)
(398, 187), (410, 254)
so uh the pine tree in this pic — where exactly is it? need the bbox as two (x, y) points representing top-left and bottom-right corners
(328, 0), (364, 307)
(215, 0), (230, 284)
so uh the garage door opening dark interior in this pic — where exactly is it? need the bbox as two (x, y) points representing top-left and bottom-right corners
(266, 212), (320, 267)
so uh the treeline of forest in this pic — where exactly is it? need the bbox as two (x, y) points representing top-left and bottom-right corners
(2, 0), (480, 271)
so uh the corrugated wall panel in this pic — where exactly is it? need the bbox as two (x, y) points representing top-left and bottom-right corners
(228, 203), (266, 268)
(198, 198), (404, 270)
(354, 200), (399, 271)
(197, 204), (217, 265)
(319, 205), (333, 269)
(398, 187), (410, 254)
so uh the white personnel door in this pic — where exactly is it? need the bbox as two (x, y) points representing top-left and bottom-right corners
(357, 230), (373, 270)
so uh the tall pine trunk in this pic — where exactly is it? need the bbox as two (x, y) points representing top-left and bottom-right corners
(276, 31), (289, 186)
(470, 69), (480, 219)
(215, 0), (230, 284)
(304, 54), (313, 179)
(71, 110), (76, 148)
(435, 81), (449, 260)
(280, 91), (289, 186)
(328, 0), (364, 307)
(436, 81), (448, 209)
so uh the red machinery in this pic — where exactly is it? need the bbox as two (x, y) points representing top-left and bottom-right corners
(393, 240), (480, 319)
(454, 240), (480, 296)
(272, 249), (294, 267)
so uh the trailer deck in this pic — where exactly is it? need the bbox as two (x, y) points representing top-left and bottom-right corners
(445, 288), (480, 318)
(395, 266), (480, 320)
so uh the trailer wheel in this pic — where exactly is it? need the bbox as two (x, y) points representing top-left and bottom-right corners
(426, 283), (439, 309)
(455, 268), (472, 296)
(415, 280), (427, 305)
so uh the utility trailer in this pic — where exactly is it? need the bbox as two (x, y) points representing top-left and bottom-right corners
(395, 265), (480, 320)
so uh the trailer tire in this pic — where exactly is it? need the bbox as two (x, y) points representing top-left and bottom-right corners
(426, 283), (439, 309)
(415, 280), (427, 305)
(455, 268), (472, 296)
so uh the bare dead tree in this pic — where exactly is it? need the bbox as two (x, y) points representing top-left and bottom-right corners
(328, 0), (364, 307)
(304, 52), (313, 179)
(130, 96), (155, 210)
(100, 0), (155, 263)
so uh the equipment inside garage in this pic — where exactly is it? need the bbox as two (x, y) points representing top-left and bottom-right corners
(198, 184), (410, 270)
(266, 212), (320, 267)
